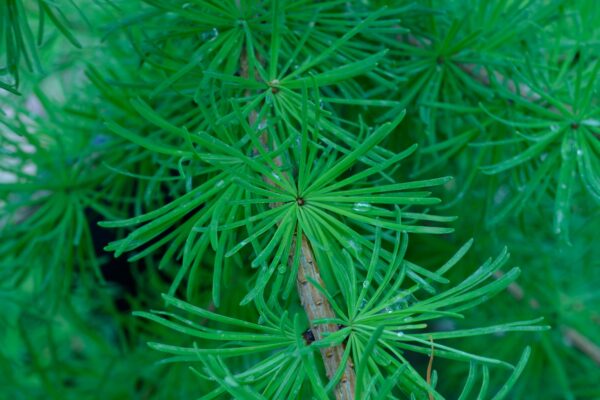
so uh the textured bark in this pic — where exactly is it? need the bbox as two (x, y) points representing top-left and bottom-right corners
(294, 234), (356, 399)
(239, 47), (356, 398)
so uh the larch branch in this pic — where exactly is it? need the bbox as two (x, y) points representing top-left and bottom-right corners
(239, 46), (356, 398)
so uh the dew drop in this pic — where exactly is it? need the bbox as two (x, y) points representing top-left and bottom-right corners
(347, 240), (361, 253)
(362, 280), (370, 288)
(494, 186), (509, 205)
(556, 210), (564, 224)
(352, 202), (371, 213)
(493, 329), (506, 337)
(224, 376), (239, 387)
(582, 118), (600, 127)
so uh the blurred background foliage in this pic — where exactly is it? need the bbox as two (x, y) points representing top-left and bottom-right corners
(1, 0), (598, 399)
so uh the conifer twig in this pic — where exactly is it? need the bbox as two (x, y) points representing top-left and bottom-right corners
(403, 32), (600, 366)
(562, 327), (600, 365)
(401, 34), (542, 105)
(239, 48), (356, 398)
(456, 44), (600, 365)
(405, 34), (596, 129)
(494, 271), (600, 365)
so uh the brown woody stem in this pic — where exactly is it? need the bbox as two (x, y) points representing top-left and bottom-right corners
(294, 234), (356, 398)
(239, 46), (356, 398)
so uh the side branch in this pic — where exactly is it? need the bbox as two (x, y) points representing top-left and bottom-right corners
(494, 271), (600, 365)
(404, 33), (600, 366)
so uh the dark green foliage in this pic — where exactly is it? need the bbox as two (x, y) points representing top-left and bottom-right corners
(0, 0), (598, 399)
